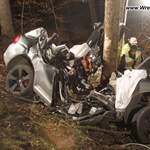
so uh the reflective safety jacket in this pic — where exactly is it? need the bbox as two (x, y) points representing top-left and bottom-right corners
(124, 51), (142, 70)
(121, 43), (130, 57)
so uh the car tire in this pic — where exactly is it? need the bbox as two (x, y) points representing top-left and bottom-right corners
(6, 64), (34, 96)
(131, 106), (150, 144)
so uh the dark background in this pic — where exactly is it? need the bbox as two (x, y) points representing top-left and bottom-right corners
(8, 0), (150, 48)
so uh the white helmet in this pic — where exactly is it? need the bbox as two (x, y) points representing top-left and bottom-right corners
(128, 37), (137, 45)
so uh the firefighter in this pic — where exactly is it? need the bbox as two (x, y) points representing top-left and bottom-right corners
(118, 44), (143, 74)
(121, 37), (138, 57)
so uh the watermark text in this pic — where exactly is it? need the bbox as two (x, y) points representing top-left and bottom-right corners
(126, 6), (150, 11)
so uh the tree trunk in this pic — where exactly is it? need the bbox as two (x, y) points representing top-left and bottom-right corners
(89, 0), (98, 26)
(0, 0), (15, 45)
(100, 0), (120, 87)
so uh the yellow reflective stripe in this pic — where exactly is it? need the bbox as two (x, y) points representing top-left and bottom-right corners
(124, 51), (141, 70)
(121, 44), (130, 57)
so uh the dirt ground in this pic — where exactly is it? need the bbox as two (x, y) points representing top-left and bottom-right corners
(0, 47), (150, 150)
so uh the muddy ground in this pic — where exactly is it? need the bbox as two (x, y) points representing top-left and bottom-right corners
(0, 47), (150, 150)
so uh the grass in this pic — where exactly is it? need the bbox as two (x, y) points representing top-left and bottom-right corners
(0, 102), (9, 116)
(0, 86), (149, 150)
(0, 137), (26, 149)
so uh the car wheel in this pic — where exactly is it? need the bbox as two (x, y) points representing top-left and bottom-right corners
(131, 106), (150, 144)
(6, 64), (34, 96)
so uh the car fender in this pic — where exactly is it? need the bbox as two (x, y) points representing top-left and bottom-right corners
(124, 78), (150, 124)
(4, 43), (28, 70)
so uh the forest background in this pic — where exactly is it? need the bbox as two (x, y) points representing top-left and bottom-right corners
(1, 0), (150, 49)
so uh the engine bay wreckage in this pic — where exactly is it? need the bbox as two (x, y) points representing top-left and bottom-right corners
(3, 22), (150, 144)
